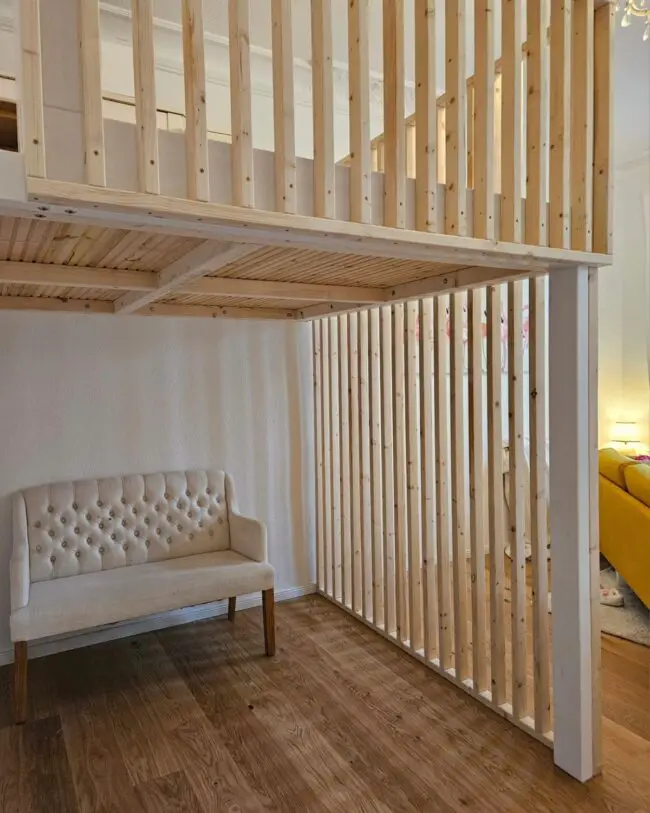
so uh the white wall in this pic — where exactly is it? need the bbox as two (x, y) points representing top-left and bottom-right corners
(0, 313), (315, 658)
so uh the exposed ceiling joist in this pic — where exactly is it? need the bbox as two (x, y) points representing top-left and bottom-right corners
(114, 241), (260, 313)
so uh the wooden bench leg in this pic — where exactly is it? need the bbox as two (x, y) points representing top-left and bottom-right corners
(14, 642), (28, 725)
(228, 596), (236, 622)
(262, 588), (276, 656)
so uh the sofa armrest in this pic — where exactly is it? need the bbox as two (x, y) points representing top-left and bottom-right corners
(11, 493), (30, 611)
(229, 511), (268, 563)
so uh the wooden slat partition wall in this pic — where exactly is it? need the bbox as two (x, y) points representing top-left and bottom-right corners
(182, 0), (209, 202)
(271, 0), (297, 214)
(348, 0), (371, 224)
(414, 0), (438, 232)
(592, 1), (615, 255)
(549, 0), (572, 249)
(131, 0), (160, 194)
(445, 0), (467, 236)
(314, 283), (554, 746)
(311, 0), (335, 219)
(229, 0), (254, 207)
(571, 0), (595, 251)
(18, 0), (46, 178)
(79, 0), (106, 186)
(383, 0), (406, 228)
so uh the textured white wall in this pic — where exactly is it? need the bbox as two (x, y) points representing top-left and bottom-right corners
(0, 312), (315, 656)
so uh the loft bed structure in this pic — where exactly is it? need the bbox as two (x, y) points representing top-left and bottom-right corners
(0, 0), (615, 785)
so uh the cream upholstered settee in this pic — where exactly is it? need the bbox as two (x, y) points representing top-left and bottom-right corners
(10, 469), (275, 723)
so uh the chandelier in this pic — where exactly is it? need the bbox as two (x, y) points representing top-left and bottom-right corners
(617, 1), (650, 40)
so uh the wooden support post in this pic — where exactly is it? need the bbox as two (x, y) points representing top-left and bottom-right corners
(434, 296), (452, 669)
(370, 308), (384, 626)
(406, 301), (423, 651)
(445, 0), (467, 236)
(311, 0), (335, 219)
(383, 0), (406, 228)
(271, 0), (297, 214)
(549, 264), (596, 782)
(132, 0), (160, 194)
(330, 317), (342, 602)
(262, 589), (276, 656)
(359, 310), (373, 621)
(229, 0), (254, 207)
(529, 276), (551, 735)
(394, 303), (409, 644)
(348, 0), (371, 224)
(79, 0), (106, 186)
(468, 287), (488, 693)
(339, 314), (352, 609)
(14, 642), (28, 724)
(18, 0), (46, 178)
(321, 318), (332, 597)
(182, 0), (210, 202)
(349, 313), (362, 615)
(501, 0), (522, 242)
(570, 0), (594, 252)
(414, 0), (437, 232)
(381, 306), (397, 636)
(473, 0), (495, 240)
(487, 284), (506, 704)
(549, 0), (571, 249)
(314, 321), (325, 593)
(592, 2), (614, 255)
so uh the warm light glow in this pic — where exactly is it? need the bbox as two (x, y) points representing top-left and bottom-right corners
(611, 421), (640, 444)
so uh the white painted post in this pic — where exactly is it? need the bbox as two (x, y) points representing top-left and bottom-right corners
(549, 264), (596, 782)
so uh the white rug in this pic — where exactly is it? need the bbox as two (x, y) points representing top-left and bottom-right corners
(600, 569), (650, 647)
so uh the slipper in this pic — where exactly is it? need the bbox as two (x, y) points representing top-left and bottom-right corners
(599, 586), (624, 607)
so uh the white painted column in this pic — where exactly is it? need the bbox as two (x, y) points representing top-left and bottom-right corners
(549, 264), (597, 782)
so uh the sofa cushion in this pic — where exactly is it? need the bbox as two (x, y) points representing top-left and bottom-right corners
(9, 550), (274, 642)
(624, 463), (650, 509)
(21, 470), (230, 583)
(598, 448), (637, 489)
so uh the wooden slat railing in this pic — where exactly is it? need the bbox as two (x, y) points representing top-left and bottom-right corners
(15, 1), (612, 255)
(314, 278), (555, 743)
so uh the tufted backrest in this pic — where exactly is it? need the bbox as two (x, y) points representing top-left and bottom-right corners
(18, 470), (231, 582)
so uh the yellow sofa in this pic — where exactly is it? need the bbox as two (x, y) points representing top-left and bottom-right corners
(599, 448), (650, 609)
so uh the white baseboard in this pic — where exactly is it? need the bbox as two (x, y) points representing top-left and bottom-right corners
(0, 583), (316, 666)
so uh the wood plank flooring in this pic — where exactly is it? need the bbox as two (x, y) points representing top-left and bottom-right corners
(0, 595), (648, 812)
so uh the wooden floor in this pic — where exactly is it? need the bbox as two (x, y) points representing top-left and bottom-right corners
(0, 596), (648, 813)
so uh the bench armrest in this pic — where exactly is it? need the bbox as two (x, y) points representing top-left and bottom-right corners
(229, 512), (268, 563)
(11, 493), (30, 611)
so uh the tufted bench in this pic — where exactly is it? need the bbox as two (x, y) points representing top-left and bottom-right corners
(9, 469), (275, 723)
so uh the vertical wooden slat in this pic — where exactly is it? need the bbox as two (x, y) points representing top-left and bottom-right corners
(381, 306), (397, 636)
(529, 276), (551, 735)
(526, 0), (548, 246)
(549, 0), (571, 249)
(434, 296), (452, 669)
(271, 0), (297, 213)
(437, 106), (446, 185)
(406, 301), (423, 651)
(493, 73), (503, 195)
(508, 281), (527, 719)
(393, 304), (409, 643)
(132, 0), (160, 194)
(592, 3), (614, 255)
(229, 0), (254, 207)
(466, 87), (474, 191)
(571, 0), (594, 251)
(182, 0), (209, 201)
(330, 317), (342, 602)
(349, 313), (362, 614)
(419, 298), (437, 660)
(348, 0), (371, 224)
(79, 0), (106, 186)
(340, 314), (352, 609)
(311, 0), (335, 219)
(383, 0), (406, 228)
(450, 292), (469, 680)
(445, 0), (467, 236)
(501, 0), (522, 242)
(18, 0), (46, 178)
(314, 321), (325, 594)
(414, 0), (437, 232)
(487, 284), (506, 704)
(468, 287), (488, 693)
(359, 310), (373, 621)
(321, 318), (332, 597)
(370, 308), (384, 626)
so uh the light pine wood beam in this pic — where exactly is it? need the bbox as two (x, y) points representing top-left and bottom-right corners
(114, 241), (259, 313)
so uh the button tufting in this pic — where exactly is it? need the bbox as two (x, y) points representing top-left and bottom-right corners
(188, 511), (193, 519)
(155, 504), (160, 511)
(167, 537), (172, 544)
(178, 501), (185, 510)
(121, 497), (126, 505)
(199, 521), (203, 528)
(98, 546), (105, 554)
(189, 533), (194, 540)
(167, 515), (172, 522)
(49, 530), (55, 538)
(87, 537), (93, 544)
(72, 502), (78, 510)
(123, 543), (128, 551)
(36, 545), (41, 553)
(208, 509), (213, 516)
(86, 513), (91, 521)
(109, 510), (115, 518)
(185, 490), (191, 497)
(218, 517), (224, 525)
(74, 527), (80, 534)
(48, 506), (54, 513)
(145, 540), (150, 548)
(61, 540), (67, 548)
(61, 517), (67, 524)
(122, 520), (127, 527)
(143, 495), (148, 503)
(215, 495), (220, 504)
(156, 528), (161, 535)
(111, 533), (117, 541)
(75, 551), (80, 558)
(144, 518), (150, 526)
(177, 524), (183, 532)
(50, 555), (56, 563)
(206, 488), (211, 496)
(164, 492), (169, 499)
(134, 530), (140, 538)
(97, 500), (103, 508)
(35, 521), (41, 529)
(133, 507), (137, 515)
(99, 522), (104, 530)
